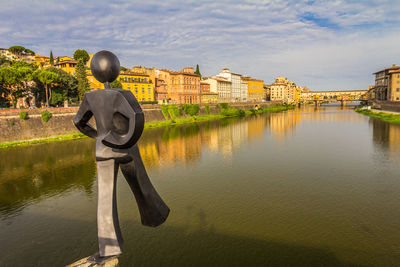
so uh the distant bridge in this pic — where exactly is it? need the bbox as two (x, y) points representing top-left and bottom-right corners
(300, 90), (368, 106)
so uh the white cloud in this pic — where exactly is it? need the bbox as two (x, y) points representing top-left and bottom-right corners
(0, 0), (399, 89)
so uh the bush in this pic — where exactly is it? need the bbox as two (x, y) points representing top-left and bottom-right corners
(184, 104), (200, 117)
(205, 104), (210, 115)
(41, 111), (52, 123)
(168, 105), (179, 120)
(250, 109), (257, 115)
(219, 103), (229, 110)
(19, 111), (28, 120)
(238, 109), (246, 117)
(221, 108), (241, 117)
(8, 120), (14, 126)
(160, 105), (169, 120)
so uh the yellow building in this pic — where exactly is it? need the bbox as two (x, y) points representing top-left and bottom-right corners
(54, 59), (78, 75)
(33, 55), (50, 67)
(242, 77), (264, 102)
(87, 71), (155, 102)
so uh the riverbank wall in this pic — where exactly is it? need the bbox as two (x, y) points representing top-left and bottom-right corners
(372, 100), (400, 113)
(0, 102), (281, 143)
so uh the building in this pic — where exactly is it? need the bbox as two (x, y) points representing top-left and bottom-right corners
(155, 67), (201, 104)
(217, 68), (245, 102)
(242, 77), (264, 102)
(202, 77), (232, 102)
(155, 78), (168, 104)
(264, 84), (271, 101)
(54, 59), (78, 75)
(0, 48), (35, 63)
(300, 90), (367, 102)
(88, 71), (155, 102)
(34, 55), (50, 67)
(200, 81), (218, 103)
(370, 65), (400, 101)
(270, 76), (298, 103)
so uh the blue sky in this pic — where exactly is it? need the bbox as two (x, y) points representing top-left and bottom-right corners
(1, 0), (400, 90)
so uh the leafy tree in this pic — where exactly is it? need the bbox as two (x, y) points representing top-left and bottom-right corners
(8, 46), (26, 56)
(195, 64), (201, 78)
(73, 49), (90, 65)
(0, 66), (22, 108)
(75, 58), (91, 100)
(110, 80), (122, 89)
(46, 67), (78, 105)
(49, 51), (54, 65)
(56, 57), (60, 64)
(0, 56), (11, 67)
(8, 46), (34, 56)
(120, 66), (128, 71)
(34, 69), (59, 107)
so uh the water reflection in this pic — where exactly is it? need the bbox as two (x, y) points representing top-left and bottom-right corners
(371, 117), (400, 159)
(0, 139), (96, 217)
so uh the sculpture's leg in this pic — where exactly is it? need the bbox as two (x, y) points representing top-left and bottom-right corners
(120, 145), (170, 227)
(96, 159), (123, 257)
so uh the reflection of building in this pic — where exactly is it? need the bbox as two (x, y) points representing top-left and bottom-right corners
(369, 65), (400, 101)
(371, 118), (400, 156)
(268, 111), (300, 141)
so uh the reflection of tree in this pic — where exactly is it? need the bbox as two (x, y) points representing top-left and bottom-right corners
(0, 139), (96, 217)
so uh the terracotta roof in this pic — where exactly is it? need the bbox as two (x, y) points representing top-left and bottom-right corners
(120, 71), (149, 77)
(54, 59), (77, 65)
(374, 65), (400, 74)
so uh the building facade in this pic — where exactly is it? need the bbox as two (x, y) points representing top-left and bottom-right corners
(200, 81), (218, 103)
(155, 78), (168, 104)
(88, 71), (154, 102)
(217, 68), (245, 102)
(54, 59), (77, 75)
(202, 77), (232, 102)
(155, 67), (201, 104)
(270, 76), (298, 103)
(242, 77), (264, 102)
(370, 65), (400, 101)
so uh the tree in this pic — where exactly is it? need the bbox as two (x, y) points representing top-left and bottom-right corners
(75, 58), (91, 100)
(0, 66), (22, 108)
(8, 46), (34, 56)
(120, 66), (128, 71)
(73, 49), (90, 65)
(110, 80), (122, 89)
(8, 46), (26, 56)
(34, 69), (59, 107)
(46, 67), (78, 105)
(49, 51), (54, 65)
(195, 64), (201, 78)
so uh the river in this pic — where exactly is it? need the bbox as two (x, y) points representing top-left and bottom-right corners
(0, 106), (399, 266)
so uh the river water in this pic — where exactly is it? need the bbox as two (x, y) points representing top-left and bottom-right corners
(0, 106), (400, 266)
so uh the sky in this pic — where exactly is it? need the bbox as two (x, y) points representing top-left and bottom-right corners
(1, 0), (400, 91)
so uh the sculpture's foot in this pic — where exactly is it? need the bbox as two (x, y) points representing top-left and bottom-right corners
(67, 252), (119, 267)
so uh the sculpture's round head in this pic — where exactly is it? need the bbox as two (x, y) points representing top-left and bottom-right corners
(90, 50), (120, 83)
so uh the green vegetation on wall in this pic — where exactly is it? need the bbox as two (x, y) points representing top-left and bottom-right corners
(41, 111), (52, 123)
(19, 111), (28, 120)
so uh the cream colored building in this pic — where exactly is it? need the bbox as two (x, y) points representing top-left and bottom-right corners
(270, 76), (298, 103)
(202, 77), (232, 102)
(217, 68), (245, 102)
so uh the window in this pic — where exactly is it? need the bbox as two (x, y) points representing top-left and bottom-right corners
(142, 88), (145, 94)
(148, 89), (151, 94)
(135, 89), (138, 94)
(397, 97), (399, 100)
(397, 88), (400, 92)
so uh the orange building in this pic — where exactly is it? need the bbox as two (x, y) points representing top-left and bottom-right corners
(156, 67), (201, 104)
(155, 78), (168, 104)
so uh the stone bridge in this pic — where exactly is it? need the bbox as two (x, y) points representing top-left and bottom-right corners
(301, 90), (368, 106)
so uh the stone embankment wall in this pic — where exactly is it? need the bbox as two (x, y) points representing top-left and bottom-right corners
(0, 102), (281, 143)
(372, 101), (400, 113)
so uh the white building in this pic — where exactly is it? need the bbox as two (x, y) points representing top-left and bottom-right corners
(202, 77), (232, 102)
(241, 80), (248, 101)
(217, 68), (245, 102)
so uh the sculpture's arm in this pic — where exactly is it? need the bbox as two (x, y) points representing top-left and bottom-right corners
(102, 91), (144, 149)
(73, 95), (98, 139)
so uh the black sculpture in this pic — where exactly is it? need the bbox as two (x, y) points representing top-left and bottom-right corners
(73, 50), (170, 264)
